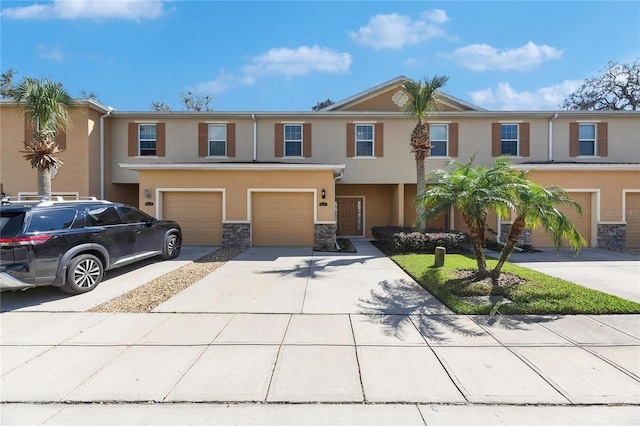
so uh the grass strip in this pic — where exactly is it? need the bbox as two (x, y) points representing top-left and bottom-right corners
(392, 253), (640, 315)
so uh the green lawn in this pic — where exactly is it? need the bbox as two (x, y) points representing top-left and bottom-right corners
(392, 253), (640, 315)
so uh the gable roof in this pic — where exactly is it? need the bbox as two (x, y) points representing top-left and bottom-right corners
(321, 75), (486, 112)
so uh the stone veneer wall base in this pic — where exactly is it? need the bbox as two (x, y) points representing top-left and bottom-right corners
(314, 224), (338, 251)
(223, 223), (251, 248)
(597, 223), (626, 250)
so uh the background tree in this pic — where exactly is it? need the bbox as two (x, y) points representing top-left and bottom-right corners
(402, 76), (449, 232)
(178, 91), (215, 111)
(312, 98), (334, 111)
(10, 77), (75, 196)
(79, 89), (101, 102)
(150, 100), (172, 112)
(561, 60), (640, 110)
(0, 68), (17, 98)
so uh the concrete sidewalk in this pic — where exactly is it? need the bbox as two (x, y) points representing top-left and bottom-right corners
(1, 240), (639, 424)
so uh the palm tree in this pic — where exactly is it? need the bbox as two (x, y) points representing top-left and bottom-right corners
(11, 77), (75, 196)
(402, 76), (449, 232)
(494, 178), (587, 277)
(417, 157), (515, 275)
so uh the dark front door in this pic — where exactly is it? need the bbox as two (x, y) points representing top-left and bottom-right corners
(337, 198), (363, 236)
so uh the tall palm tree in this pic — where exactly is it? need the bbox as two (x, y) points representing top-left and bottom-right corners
(11, 77), (75, 196)
(494, 179), (586, 277)
(403, 76), (449, 232)
(417, 157), (515, 275)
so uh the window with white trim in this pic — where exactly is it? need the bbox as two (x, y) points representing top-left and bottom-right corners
(500, 124), (518, 156)
(208, 124), (227, 156)
(284, 124), (302, 157)
(579, 123), (596, 156)
(430, 124), (448, 157)
(139, 124), (157, 156)
(355, 124), (374, 157)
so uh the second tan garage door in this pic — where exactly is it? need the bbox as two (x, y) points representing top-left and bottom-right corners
(531, 192), (591, 248)
(626, 193), (640, 248)
(162, 191), (223, 246)
(252, 192), (314, 246)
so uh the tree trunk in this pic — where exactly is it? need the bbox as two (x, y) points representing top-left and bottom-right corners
(416, 157), (426, 232)
(37, 168), (51, 197)
(463, 216), (489, 275)
(492, 216), (526, 278)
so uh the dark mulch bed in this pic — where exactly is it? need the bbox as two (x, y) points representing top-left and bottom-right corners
(454, 269), (528, 287)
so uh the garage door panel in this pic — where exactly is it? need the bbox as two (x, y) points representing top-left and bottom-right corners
(252, 192), (314, 247)
(531, 192), (591, 248)
(626, 193), (640, 248)
(163, 192), (223, 246)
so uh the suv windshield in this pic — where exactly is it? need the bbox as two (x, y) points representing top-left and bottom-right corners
(0, 212), (26, 238)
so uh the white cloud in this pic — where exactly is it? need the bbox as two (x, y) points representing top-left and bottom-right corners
(195, 46), (352, 95)
(349, 11), (447, 50)
(1, 0), (166, 20)
(451, 41), (563, 71)
(37, 44), (64, 62)
(243, 46), (352, 78)
(422, 9), (449, 24)
(469, 80), (583, 110)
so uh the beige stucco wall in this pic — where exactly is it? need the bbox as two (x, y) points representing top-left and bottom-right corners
(0, 105), (92, 197)
(136, 169), (336, 223)
(527, 169), (640, 223)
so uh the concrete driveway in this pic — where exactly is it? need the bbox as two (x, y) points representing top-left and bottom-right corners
(154, 242), (450, 315)
(508, 248), (640, 303)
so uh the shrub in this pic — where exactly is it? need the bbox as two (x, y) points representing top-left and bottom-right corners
(392, 231), (469, 254)
(371, 226), (470, 254)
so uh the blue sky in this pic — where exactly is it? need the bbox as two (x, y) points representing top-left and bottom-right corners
(1, 1), (638, 112)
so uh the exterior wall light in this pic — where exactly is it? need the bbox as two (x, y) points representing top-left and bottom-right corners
(321, 188), (326, 199)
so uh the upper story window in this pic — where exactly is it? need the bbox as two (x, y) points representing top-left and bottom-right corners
(430, 124), (448, 157)
(284, 124), (302, 157)
(138, 124), (157, 156)
(578, 123), (596, 156)
(129, 122), (164, 157)
(500, 124), (518, 156)
(570, 122), (607, 158)
(208, 124), (227, 157)
(355, 124), (374, 157)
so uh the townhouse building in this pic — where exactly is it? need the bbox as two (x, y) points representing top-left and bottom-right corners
(1, 76), (639, 250)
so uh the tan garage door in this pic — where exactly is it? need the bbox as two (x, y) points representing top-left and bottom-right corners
(162, 191), (223, 246)
(252, 192), (314, 246)
(531, 192), (591, 248)
(626, 193), (640, 248)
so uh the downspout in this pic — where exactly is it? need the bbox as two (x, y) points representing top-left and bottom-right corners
(252, 113), (257, 161)
(548, 113), (558, 162)
(333, 168), (345, 250)
(99, 107), (113, 200)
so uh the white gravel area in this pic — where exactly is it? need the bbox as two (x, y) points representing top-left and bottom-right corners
(89, 247), (245, 313)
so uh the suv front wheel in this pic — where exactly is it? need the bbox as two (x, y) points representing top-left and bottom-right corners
(61, 254), (104, 294)
(160, 233), (181, 260)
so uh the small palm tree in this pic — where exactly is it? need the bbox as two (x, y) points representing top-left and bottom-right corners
(403, 76), (449, 232)
(494, 179), (587, 277)
(11, 77), (75, 196)
(417, 157), (515, 275)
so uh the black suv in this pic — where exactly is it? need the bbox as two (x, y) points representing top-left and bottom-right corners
(0, 197), (182, 294)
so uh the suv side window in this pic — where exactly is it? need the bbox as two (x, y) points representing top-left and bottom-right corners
(86, 206), (122, 226)
(27, 209), (77, 232)
(119, 206), (153, 224)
